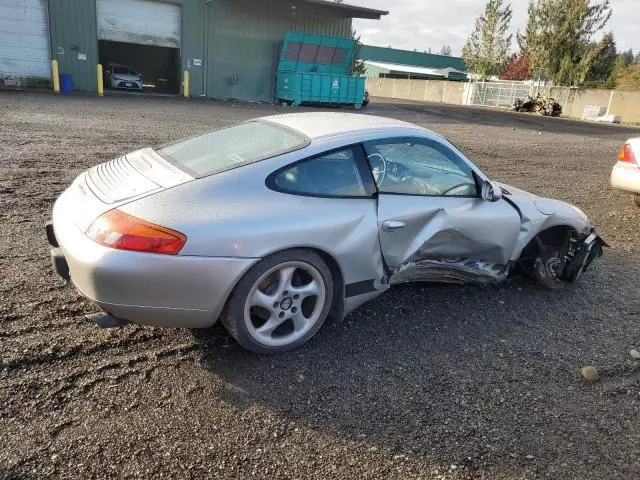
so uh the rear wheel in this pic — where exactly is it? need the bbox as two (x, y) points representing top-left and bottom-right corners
(634, 194), (640, 208)
(221, 250), (333, 354)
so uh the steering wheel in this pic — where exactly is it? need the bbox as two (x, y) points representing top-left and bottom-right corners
(367, 153), (387, 185)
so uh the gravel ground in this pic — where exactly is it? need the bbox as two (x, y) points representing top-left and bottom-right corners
(1, 92), (640, 479)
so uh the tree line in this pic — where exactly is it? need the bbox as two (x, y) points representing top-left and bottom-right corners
(461, 0), (639, 91)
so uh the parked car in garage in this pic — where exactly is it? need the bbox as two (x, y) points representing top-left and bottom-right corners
(104, 63), (143, 91)
(47, 113), (605, 354)
(611, 139), (640, 207)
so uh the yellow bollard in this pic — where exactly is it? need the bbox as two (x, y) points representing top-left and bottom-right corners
(52, 60), (60, 93)
(183, 70), (189, 98)
(97, 64), (104, 96)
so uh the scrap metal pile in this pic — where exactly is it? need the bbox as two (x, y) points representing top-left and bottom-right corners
(513, 94), (563, 117)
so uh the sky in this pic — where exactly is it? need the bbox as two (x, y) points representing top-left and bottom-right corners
(351, 0), (639, 56)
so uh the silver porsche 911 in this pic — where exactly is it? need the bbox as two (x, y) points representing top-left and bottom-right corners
(47, 113), (604, 353)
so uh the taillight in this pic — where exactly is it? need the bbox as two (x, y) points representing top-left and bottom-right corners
(617, 143), (637, 164)
(86, 209), (186, 255)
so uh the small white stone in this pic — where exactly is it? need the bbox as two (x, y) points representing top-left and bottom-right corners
(630, 349), (640, 360)
(581, 366), (599, 382)
(525, 454), (535, 460)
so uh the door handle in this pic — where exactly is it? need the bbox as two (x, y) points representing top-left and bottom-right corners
(382, 220), (407, 232)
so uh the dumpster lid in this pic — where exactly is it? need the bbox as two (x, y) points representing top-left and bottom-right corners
(279, 32), (359, 75)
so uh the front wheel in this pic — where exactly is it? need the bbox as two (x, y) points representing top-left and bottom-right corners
(634, 194), (640, 208)
(221, 250), (334, 354)
(532, 231), (572, 289)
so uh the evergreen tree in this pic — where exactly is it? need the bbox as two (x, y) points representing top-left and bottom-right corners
(587, 32), (617, 87)
(518, 0), (611, 85)
(349, 29), (366, 76)
(618, 49), (635, 67)
(462, 0), (513, 78)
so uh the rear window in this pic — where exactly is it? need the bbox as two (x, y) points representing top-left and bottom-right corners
(156, 121), (310, 178)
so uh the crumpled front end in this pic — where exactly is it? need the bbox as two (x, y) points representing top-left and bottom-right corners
(562, 230), (606, 282)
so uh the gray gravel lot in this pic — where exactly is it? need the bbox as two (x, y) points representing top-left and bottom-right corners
(1, 92), (640, 479)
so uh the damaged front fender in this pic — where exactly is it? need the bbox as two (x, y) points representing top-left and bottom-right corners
(563, 230), (606, 282)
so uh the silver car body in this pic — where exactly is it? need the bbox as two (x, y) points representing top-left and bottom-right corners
(611, 138), (640, 196)
(50, 113), (599, 329)
(107, 65), (143, 90)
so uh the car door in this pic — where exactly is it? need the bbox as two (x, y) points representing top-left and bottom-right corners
(362, 136), (522, 284)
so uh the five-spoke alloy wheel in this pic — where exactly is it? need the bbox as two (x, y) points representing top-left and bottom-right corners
(222, 250), (334, 354)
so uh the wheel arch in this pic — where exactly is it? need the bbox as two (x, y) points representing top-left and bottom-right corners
(517, 224), (577, 261)
(219, 246), (346, 326)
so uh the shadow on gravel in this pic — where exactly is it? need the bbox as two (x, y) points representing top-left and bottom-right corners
(193, 254), (640, 475)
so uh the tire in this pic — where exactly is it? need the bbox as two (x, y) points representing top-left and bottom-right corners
(634, 195), (640, 208)
(532, 234), (570, 290)
(221, 249), (334, 354)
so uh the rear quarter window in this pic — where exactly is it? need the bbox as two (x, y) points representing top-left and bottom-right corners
(269, 146), (373, 198)
(156, 121), (310, 178)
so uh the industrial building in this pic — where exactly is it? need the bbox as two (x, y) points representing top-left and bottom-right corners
(0, 0), (386, 101)
(360, 45), (468, 81)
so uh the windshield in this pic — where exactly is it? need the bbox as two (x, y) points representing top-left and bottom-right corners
(156, 121), (310, 178)
(114, 67), (137, 75)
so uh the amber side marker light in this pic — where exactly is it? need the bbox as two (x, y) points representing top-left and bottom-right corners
(86, 209), (186, 255)
(617, 143), (637, 164)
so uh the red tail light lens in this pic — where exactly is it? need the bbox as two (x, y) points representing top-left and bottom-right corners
(86, 209), (186, 255)
(617, 143), (637, 164)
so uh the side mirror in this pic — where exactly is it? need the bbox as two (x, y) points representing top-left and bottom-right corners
(481, 180), (503, 202)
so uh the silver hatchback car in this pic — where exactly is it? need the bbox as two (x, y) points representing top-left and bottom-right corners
(48, 113), (604, 353)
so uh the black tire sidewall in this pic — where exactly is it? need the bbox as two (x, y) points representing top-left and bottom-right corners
(221, 249), (334, 354)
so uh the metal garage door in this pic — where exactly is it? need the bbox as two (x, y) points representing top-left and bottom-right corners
(0, 0), (51, 80)
(96, 0), (181, 48)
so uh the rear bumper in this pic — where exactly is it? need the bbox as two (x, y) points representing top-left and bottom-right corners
(611, 161), (640, 194)
(48, 194), (258, 328)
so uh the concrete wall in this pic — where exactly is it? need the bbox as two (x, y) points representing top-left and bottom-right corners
(565, 89), (611, 120)
(566, 89), (640, 123)
(365, 77), (464, 105)
(366, 76), (640, 124)
(606, 91), (640, 123)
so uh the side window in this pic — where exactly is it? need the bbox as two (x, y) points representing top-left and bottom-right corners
(363, 138), (478, 197)
(270, 147), (369, 197)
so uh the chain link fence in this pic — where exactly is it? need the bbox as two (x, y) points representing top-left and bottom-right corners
(465, 81), (573, 112)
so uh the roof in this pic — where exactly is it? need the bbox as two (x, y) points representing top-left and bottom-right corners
(360, 45), (467, 72)
(363, 60), (467, 79)
(298, 0), (388, 19)
(263, 112), (423, 139)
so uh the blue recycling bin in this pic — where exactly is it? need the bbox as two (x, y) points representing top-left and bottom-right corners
(59, 73), (73, 93)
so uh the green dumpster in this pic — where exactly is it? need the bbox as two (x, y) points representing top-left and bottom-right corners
(276, 32), (365, 108)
